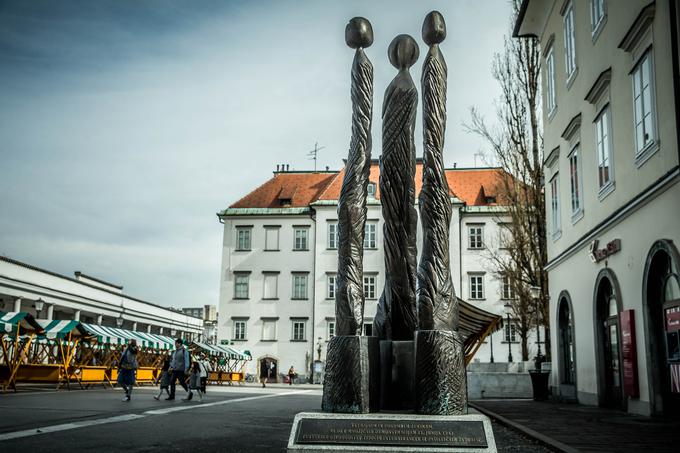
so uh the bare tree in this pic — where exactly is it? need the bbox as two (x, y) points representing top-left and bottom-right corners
(465, 0), (549, 361)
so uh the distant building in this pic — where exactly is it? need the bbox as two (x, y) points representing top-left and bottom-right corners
(181, 306), (204, 319)
(0, 256), (203, 339)
(515, 0), (680, 415)
(181, 305), (218, 343)
(217, 161), (538, 381)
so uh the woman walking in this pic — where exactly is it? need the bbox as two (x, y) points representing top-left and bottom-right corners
(186, 362), (203, 402)
(118, 339), (139, 402)
(154, 358), (171, 400)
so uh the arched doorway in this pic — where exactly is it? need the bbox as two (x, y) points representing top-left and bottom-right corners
(557, 291), (577, 400)
(594, 269), (623, 409)
(643, 240), (680, 416)
(259, 356), (278, 383)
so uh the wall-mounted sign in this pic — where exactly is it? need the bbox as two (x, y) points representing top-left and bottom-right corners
(620, 309), (639, 398)
(589, 239), (622, 263)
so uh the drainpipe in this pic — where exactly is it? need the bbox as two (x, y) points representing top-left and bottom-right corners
(669, 0), (680, 165)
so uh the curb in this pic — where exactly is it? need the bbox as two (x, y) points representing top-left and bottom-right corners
(469, 402), (581, 453)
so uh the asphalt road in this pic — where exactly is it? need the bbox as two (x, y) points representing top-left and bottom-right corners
(0, 385), (550, 452)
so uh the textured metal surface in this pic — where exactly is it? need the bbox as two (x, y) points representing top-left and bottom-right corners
(417, 10), (458, 332)
(374, 34), (419, 341)
(335, 17), (374, 336)
(414, 330), (467, 415)
(321, 335), (380, 413)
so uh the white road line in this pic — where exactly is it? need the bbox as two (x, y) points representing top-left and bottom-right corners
(0, 390), (312, 442)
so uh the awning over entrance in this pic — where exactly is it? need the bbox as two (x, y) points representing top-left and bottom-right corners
(0, 311), (42, 335)
(458, 298), (503, 365)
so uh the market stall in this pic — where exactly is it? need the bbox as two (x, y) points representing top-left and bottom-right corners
(191, 341), (251, 384)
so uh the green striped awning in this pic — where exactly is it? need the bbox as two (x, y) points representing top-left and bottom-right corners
(81, 324), (176, 350)
(214, 344), (250, 360)
(192, 341), (224, 356)
(36, 320), (88, 340)
(1, 311), (42, 335)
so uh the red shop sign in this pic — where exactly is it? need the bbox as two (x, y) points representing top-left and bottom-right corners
(620, 309), (639, 398)
(666, 306), (680, 332)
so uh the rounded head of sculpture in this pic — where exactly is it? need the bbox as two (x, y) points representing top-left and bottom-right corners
(388, 34), (419, 69)
(422, 11), (446, 45)
(345, 17), (373, 49)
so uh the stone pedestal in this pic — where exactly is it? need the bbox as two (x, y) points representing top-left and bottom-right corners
(322, 336), (380, 413)
(379, 340), (415, 410)
(414, 330), (467, 415)
(287, 412), (497, 453)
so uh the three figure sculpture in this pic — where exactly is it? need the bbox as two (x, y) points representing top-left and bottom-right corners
(321, 12), (467, 415)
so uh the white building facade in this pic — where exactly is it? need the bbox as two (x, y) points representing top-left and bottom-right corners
(218, 162), (542, 382)
(516, 0), (680, 415)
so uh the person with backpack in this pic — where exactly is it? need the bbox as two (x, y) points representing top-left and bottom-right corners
(118, 339), (138, 402)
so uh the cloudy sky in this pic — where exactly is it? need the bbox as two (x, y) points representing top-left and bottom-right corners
(0, 0), (512, 308)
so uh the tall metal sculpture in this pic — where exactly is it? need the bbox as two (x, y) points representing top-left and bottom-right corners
(321, 17), (379, 414)
(373, 34), (419, 342)
(414, 11), (467, 415)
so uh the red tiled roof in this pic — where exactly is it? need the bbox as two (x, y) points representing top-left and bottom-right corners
(230, 162), (508, 209)
(230, 172), (338, 208)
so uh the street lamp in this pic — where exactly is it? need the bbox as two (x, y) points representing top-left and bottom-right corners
(116, 314), (124, 328)
(171, 328), (177, 337)
(504, 302), (513, 363)
(34, 298), (45, 319)
(530, 285), (542, 361)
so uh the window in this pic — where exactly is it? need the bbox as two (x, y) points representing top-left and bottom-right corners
(550, 173), (561, 238)
(546, 46), (557, 115)
(263, 273), (278, 299)
(294, 227), (309, 250)
(328, 223), (338, 249)
(233, 321), (247, 340)
(563, 2), (577, 80)
(468, 225), (484, 249)
(590, 0), (605, 33)
(234, 273), (249, 299)
(568, 146), (582, 217)
(367, 183), (376, 199)
(292, 273), (308, 300)
(632, 52), (657, 155)
(596, 106), (613, 190)
(498, 223), (512, 250)
(469, 274), (484, 300)
(364, 275), (377, 299)
(292, 321), (306, 341)
(502, 275), (515, 300)
(363, 322), (373, 337)
(504, 321), (517, 343)
(327, 274), (336, 299)
(364, 223), (377, 249)
(264, 227), (279, 251)
(327, 320), (335, 339)
(236, 227), (252, 251)
(261, 319), (277, 341)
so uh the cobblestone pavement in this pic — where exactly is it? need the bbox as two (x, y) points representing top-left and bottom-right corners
(472, 399), (680, 453)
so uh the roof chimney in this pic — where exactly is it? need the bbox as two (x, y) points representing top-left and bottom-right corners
(286, 164), (290, 171)
(454, 162), (457, 168)
(325, 166), (329, 171)
(276, 164), (280, 172)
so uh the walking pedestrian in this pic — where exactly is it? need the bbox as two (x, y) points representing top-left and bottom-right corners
(288, 366), (296, 386)
(197, 356), (209, 395)
(185, 362), (203, 402)
(117, 339), (138, 401)
(154, 358), (171, 400)
(166, 338), (191, 401)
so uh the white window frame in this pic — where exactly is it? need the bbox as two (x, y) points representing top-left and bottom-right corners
(262, 273), (278, 300)
(233, 320), (247, 340)
(563, 2), (577, 84)
(327, 320), (335, 340)
(568, 145), (583, 222)
(261, 319), (277, 341)
(501, 274), (515, 300)
(293, 227), (309, 251)
(632, 51), (658, 159)
(367, 183), (376, 199)
(236, 227), (252, 251)
(504, 321), (517, 343)
(590, 0), (606, 38)
(327, 222), (338, 249)
(264, 226), (280, 251)
(595, 105), (615, 198)
(363, 322), (373, 337)
(292, 273), (308, 300)
(292, 321), (306, 341)
(364, 274), (377, 300)
(469, 274), (484, 300)
(364, 223), (377, 249)
(234, 273), (249, 299)
(550, 172), (562, 240)
(546, 45), (557, 117)
(327, 274), (336, 299)
(468, 225), (484, 249)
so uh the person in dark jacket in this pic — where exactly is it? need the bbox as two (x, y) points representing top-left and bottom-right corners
(167, 338), (191, 400)
(118, 339), (139, 401)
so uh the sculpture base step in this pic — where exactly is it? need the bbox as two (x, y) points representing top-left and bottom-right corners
(287, 412), (497, 453)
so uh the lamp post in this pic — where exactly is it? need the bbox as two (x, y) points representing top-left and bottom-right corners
(530, 285), (542, 361)
(489, 330), (494, 363)
(504, 302), (513, 363)
(116, 314), (124, 328)
(34, 298), (45, 319)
